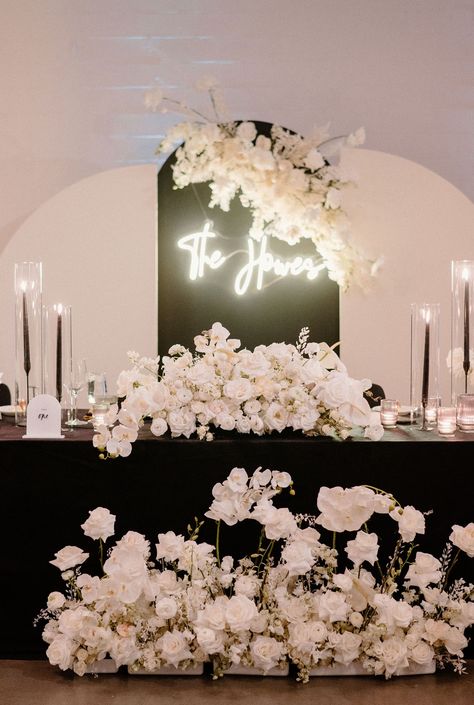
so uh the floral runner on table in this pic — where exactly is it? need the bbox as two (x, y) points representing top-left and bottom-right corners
(93, 323), (383, 459)
(38, 466), (473, 681)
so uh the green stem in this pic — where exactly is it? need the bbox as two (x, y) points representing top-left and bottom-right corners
(215, 520), (221, 567)
(332, 532), (337, 550)
(99, 538), (104, 572)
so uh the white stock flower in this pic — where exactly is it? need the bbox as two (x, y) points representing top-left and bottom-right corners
(50, 546), (89, 571)
(168, 409), (196, 438)
(81, 507), (115, 542)
(345, 531), (379, 567)
(449, 523), (474, 557)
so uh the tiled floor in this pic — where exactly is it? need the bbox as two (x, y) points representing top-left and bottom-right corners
(0, 660), (473, 705)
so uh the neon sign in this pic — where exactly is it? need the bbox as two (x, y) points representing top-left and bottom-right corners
(177, 222), (325, 296)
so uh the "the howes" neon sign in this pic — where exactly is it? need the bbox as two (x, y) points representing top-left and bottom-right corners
(177, 222), (325, 296)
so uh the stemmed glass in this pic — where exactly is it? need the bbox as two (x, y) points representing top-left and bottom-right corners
(65, 358), (88, 427)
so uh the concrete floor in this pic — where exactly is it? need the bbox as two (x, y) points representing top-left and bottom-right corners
(0, 660), (472, 705)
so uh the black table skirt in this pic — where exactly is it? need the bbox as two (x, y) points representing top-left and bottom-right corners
(1, 425), (473, 658)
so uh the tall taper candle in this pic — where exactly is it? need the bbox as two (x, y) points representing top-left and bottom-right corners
(463, 273), (470, 392)
(421, 310), (430, 407)
(56, 306), (62, 401)
(22, 289), (31, 405)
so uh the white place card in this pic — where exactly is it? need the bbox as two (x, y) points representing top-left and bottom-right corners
(23, 394), (65, 439)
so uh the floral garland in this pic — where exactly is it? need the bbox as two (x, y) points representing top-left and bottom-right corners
(146, 80), (380, 290)
(38, 466), (473, 680)
(92, 323), (383, 459)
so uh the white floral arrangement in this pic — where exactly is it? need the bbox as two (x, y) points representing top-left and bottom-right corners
(37, 466), (473, 681)
(147, 79), (380, 290)
(92, 323), (383, 459)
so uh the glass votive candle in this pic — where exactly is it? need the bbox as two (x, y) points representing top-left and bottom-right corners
(437, 406), (457, 436)
(380, 399), (399, 428)
(456, 393), (474, 432)
(92, 402), (110, 428)
(425, 397), (439, 426)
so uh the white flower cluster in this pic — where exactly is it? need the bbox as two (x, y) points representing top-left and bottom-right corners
(39, 467), (473, 681)
(149, 82), (379, 290)
(93, 323), (383, 459)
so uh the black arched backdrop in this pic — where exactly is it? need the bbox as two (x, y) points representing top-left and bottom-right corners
(157, 121), (339, 357)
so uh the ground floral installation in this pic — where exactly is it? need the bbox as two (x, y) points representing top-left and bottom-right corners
(145, 78), (381, 290)
(37, 466), (473, 681)
(92, 323), (384, 460)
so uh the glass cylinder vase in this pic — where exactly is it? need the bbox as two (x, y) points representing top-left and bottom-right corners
(43, 304), (72, 406)
(450, 260), (474, 403)
(14, 262), (43, 425)
(410, 303), (440, 431)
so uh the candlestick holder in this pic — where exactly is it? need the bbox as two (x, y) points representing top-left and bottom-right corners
(450, 261), (474, 404)
(14, 262), (43, 425)
(410, 303), (440, 431)
(43, 304), (72, 407)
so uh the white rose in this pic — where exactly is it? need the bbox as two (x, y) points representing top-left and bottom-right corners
(244, 399), (261, 415)
(405, 552), (442, 590)
(156, 597), (178, 620)
(391, 505), (425, 543)
(345, 531), (379, 567)
(449, 523), (474, 558)
(186, 360), (215, 386)
(50, 546), (89, 571)
(381, 636), (409, 675)
(58, 607), (94, 638)
(224, 378), (253, 402)
(196, 599), (227, 631)
(150, 417), (168, 436)
(264, 402), (288, 433)
(281, 540), (315, 576)
(81, 507), (115, 542)
(410, 640), (434, 665)
(234, 574), (259, 599)
(157, 630), (192, 667)
(318, 591), (350, 623)
(76, 574), (101, 604)
(47, 592), (66, 610)
(46, 634), (75, 671)
(250, 635), (285, 672)
(215, 411), (236, 431)
(225, 595), (258, 632)
(195, 627), (225, 655)
(109, 634), (140, 667)
(167, 409), (196, 438)
(334, 631), (362, 665)
(444, 625), (468, 655)
(42, 620), (59, 644)
(154, 570), (181, 595)
(156, 532), (185, 562)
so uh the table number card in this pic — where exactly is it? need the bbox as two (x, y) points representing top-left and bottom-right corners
(22, 394), (64, 439)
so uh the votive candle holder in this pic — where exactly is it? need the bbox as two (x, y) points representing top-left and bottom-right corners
(437, 406), (457, 436)
(456, 393), (474, 432)
(380, 399), (399, 428)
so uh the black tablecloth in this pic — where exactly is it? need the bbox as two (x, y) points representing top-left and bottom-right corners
(1, 419), (473, 658)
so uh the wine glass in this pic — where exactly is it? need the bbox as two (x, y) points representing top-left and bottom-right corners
(65, 358), (88, 426)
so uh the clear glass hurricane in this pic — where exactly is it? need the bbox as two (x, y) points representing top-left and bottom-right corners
(65, 358), (88, 427)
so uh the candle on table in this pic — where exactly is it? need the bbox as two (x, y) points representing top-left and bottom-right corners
(437, 406), (456, 436)
(421, 308), (430, 407)
(463, 269), (470, 392)
(456, 393), (474, 432)
(380, 399), (399, 428)
(56, 304), (63, 402)
(21, 284), (31, 403)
